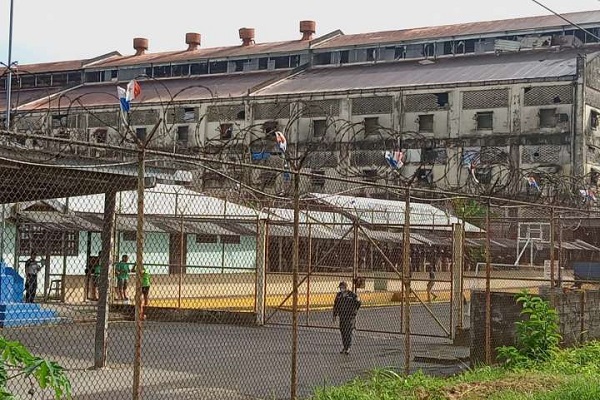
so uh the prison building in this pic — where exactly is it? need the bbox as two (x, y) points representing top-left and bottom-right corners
(3, 11), (600, 197)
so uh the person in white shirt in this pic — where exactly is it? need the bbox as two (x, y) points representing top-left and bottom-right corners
(24, 252), (42, 303)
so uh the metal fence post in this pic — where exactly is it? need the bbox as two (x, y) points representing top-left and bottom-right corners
(290, 169), (300, 400)
(255, 219), (267, 326)
(451, 223), (464, 339)
(484, 200), (492, 365)
(402, 187), (411, 375)
(94, 188), (117, 368)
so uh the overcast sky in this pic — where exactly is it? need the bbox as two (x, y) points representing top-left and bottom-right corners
(1, 0), (599, 65)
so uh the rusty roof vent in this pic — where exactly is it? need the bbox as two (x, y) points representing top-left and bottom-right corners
(133, 38), (149, 56)
(239, 28), (255, 46)
(185, 32), (201, 51)
(300, 20), (316, 41)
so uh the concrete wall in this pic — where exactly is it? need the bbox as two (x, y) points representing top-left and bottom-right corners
(470, 288), (600, 365)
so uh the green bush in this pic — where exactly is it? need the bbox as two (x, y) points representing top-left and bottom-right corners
(497, 291), (561, 368)
(0, 336), (71, 399)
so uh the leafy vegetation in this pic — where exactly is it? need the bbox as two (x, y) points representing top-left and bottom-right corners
(496, 291), (561, 368)
(311, 292), (600, 400)
(0, 336), (71, 399)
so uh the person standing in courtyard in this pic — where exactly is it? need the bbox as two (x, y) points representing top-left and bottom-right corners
(24, 252), (42, 303)
(333, 281), (361, 355)
(115, 255), (130, 301)
(141, 267), (151, 320)
(92, 252), (102, 301)
(426, 263), (438, 302)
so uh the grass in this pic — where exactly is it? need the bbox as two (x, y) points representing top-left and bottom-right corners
(310, 341), (600, 400)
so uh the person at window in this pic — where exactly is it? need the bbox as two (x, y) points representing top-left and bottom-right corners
(24, 252), (42, 303)
(333, 281), (361, 355)
(115, 255), (130, 301)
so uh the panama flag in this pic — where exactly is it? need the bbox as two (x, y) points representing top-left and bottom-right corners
(384, 150), (404, 169)
(580, 189), (597, 202)
(117, 80), (141, 112)
(275, 131), (287, 153)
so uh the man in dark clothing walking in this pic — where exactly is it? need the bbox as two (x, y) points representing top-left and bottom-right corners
(24, 252), (42, 303)
(333, 281), (361, 355)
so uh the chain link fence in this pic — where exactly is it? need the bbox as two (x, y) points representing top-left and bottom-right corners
(1, 132), (600, 399)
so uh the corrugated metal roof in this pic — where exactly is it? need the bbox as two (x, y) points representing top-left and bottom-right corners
(18, 71), (287, 110)
(257, 48), (580, 96)
(315, 10), (600, 49)
(309, 193), (482, 232)
(93, 41), (311, 68)
(0, 87), (63, 110)
(58, 184), (263, 218)
(0, 53), (122, 76)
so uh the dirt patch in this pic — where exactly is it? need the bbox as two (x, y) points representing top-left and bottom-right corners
(439, 374), (561, 399)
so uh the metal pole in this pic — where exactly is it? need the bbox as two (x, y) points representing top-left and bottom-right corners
(558, 215), (563, 287)
(550, 208), (555, 288)
(402, 187), (411, 375)
(178, 215), (183, 309)
(306, 223), (312, 325)
(132, 148), (145, 400)
(290, 168), (300, 400)
(485, 200), (492, 365)
(5, 0), (14, 130)
(353, 221), (359, 292)
(1, 204), (5, 262)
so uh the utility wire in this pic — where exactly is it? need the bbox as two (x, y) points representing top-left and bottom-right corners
(531, 0), (600, 42)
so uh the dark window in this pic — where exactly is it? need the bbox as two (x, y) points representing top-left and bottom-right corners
(111, 70), (118, 79)
(93, 128), (108, 143)
(145, 67), (153, 77)
(443, 41), (454, 55)
(394, 46), (406, 59)
(0, 77), (5, 90)
(290, 55), (301, 68)
(272, 56), (290, 69)
(418, 114), (434, 132)
(220, 123), (233, 140)
(67, 72), (82, 84)
(36, 74), (51, 86)
(183, 108), (195, 122)
(435, 93), (449, 107)
(363, 117), (379, 135)
(52, 73), (67, 86)
(310, 170), (326, 189)
(177, 126), (189, 144)
(122, 231), (137, 242)
(234, 60), (247, 72)
(153, 65), (172, 78)
(465, 39), (476, 53)
(258, 58), (269, 70)
(51, 114), (67, 129)
(85, 71), (102, 83)
(312, 119), (327, 137)
(417, 168), (433, 184)
(263, 120), (278, 134)
(236, 110), (246, 120)
(539, 108), (557, 128)
(209, 61), (228, 74)
(592, 111), (600, 130)
(366, 48), (377, 62)
(422, 148), (438, 164)
(423, 43), (435, 57)
(474, 168), (492, 184)
(476, 112), (493, 130)
(196, 234), (218, 244)
(314, 52), (332, 65)
(136, 127), (147, 141)
(18, 225), (79, 256)
(172, 64), (190, 76)
(340, 50), (349, 64)
(20, 75), (36, 88)
(190, 62), (208, 75)
(362, 169), (378, 182)
(221, 235), (241, 244)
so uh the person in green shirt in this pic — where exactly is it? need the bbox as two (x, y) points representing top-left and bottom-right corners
(141, 268), (151, 320)
(115, 255), (130, 301)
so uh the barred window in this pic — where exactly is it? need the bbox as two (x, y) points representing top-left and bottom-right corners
(18, 225), (79, 256)
(303, 100), (340, 117)
(207, 104), (245, 122)
(521, 145), (561, 164)
(253, 103), (291, 120)
(351, 96), (393, 115)
(404, 93), (449, 112)
(524, 85), (573, 106)
(462, 89), (509, 110)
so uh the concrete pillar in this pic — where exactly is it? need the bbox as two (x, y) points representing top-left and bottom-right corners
(94, 189), (117, 368)
(255, 219), (267, 326)
(451, 223), (464, 340)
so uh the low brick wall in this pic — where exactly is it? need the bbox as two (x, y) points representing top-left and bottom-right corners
(470, 288), (600, 365)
